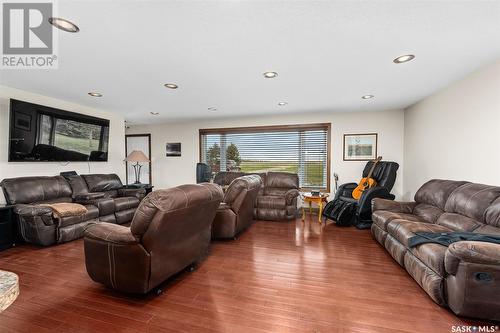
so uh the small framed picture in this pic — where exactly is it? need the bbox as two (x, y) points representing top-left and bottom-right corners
(166, 142), (181, 157)
(14, 111), (32, 131)
(343, 133), (377, 161)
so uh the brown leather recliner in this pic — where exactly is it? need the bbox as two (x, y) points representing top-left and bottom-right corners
(83, 183), (223, 294)
(212, 175), (262, 239)
(214, 171), (300, 221)
(371, 179), (500, 321)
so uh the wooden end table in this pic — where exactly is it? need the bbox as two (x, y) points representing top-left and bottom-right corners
(301, 192), (329, 223)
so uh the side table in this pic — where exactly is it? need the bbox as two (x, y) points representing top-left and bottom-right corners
(0, 205), (15, 251)
(301, 192), (329, 223)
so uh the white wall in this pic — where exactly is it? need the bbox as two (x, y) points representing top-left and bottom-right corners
(404, 59), (500, 200)
(0, 85), (126, 204)
(127, 109), (405, 199)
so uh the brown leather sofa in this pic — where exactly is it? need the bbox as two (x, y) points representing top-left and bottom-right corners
(212, 175), (262, 239)
(371, 179), (500, 321)
(214, 171), (300, 221)
(83, 183), (223, 294)
(0, 174), (145, 246)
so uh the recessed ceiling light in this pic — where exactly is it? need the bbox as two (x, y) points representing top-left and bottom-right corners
(48, 17), (79, 33)
(263, 71), (278, 78)
(150, 112), (160, 115)
(208, 107), (217, 111)
(362, 95), (374, 99)
(164, 83), (178, 89)
(278, 102), (288, 106)
(88, 92), (102, 97)
(393, 54), (415, 64)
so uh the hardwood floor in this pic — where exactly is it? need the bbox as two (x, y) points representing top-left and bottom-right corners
(0, 217), (488, 333)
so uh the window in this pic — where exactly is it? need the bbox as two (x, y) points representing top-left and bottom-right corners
(200, 123), (331, 190)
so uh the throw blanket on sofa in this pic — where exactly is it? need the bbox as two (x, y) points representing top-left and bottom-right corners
(409, 232), (500, 248)
(39, 203), (88, 218)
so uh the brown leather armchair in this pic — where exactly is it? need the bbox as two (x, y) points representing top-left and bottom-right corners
(83, 183), (223, 294)
(255, 172), (300, 221)
(212, 175), (262, 239)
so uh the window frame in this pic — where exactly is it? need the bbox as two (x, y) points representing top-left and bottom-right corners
(199, 123), (331, 192)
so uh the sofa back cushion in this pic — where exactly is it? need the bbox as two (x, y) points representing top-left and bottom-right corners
(1, 176), (72, 205)
(414, 179), (469, 210)
(444, 183), (500, 222)
(264, 172), (298, 196)
(485, 197), (500, 228)
(67, 175), (89, 197)
(82, 174), (123, 192)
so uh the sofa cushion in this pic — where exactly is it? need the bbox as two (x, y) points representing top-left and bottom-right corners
(414, 179), (469, 210)
(67, 175), (89, 197)
(436, 213), (483, 232)
(1, 175), (72, 205)
(444, 183), (500, 222)
(412, 203), (443, 223)
(82, 174), (123, 192)
(372, 211), (424, 232)
(410, 243), (448, 276)
(58, 205), (99, 228)
(484, 197), (500, 228)
(387, 220), (452, 247)
(257, 195), (286, 209)
(114, 197), (140, 211)
(265, 172), (299, 189)
(473, 224), (500, 236)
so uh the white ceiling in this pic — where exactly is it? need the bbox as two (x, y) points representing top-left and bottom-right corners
(1, 0), (500, 124)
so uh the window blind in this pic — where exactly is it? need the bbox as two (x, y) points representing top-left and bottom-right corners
(199, 124), (330, 190)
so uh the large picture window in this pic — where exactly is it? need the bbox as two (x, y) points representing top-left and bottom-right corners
(199, 123), (331, 190)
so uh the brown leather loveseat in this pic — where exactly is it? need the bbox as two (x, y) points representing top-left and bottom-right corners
(0, 174), (145, 246)
(371, 179), (500, 321)
(83, 183), (223, 294)
(212, 175), (262, 239)
(214, 171), (300, 221)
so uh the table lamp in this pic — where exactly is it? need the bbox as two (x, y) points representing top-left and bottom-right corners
(125, 150), (150, 184)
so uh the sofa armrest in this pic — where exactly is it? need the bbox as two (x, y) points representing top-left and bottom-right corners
(372, 198), (416, 213)
(445, 241), (500, 275)
(118, 188), (146, 200)
(13, 204), (55, 227)
(84, 222), (138, 245)
(14, 204), (52, 216)
(74, 192), (105, 205)
(334, 183), (357, 200)
(285, 189), (300, 205)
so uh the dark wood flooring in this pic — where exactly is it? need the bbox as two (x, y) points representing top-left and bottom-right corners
(0, 217), (487, 332)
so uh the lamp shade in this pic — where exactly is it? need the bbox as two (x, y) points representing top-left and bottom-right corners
(125, 150), (150, 162)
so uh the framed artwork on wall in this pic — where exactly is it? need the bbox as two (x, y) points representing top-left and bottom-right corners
(343, 133), (378, 161)
(166, 142), (181, 157)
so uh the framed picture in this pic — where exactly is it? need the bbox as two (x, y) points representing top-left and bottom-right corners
(14, 111), (32, 131)
(166, 142), (181, 157)
(343, 133), (377, 161)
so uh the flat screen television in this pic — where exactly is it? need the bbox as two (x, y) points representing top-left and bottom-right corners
(8, 99), (110, 162)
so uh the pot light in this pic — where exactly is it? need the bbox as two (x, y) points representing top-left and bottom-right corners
(263, 71), (278, 78)
(164, 83), (178, 89)
(88, 92), (102, 97)
(150, 112), (160, 115)
(393, 54), (415, 64)
(208, 107), (217, 111)
(278, 102), (288, 106)
(362, 95), (374, 99)
(48, 17), (79, 33)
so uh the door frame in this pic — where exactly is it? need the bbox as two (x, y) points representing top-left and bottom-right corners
(125, 133), (152, 185)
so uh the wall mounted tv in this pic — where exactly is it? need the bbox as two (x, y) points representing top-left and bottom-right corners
(8, 99), (110, 162)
